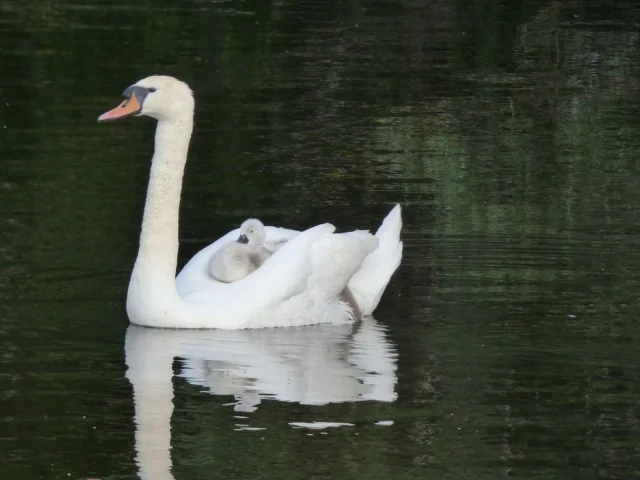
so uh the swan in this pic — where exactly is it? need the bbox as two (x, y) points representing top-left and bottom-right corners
(97, 75), (403, 329)
(236, 218), (268, 248)
(208, 218), (271, 283)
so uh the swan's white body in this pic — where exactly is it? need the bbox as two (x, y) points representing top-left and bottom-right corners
(99, 76), (403, 329)
(207, 219), (272, 283)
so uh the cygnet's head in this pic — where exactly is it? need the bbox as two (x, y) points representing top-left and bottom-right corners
(236, 218), (266, 245)
(97, 75), (194, 123)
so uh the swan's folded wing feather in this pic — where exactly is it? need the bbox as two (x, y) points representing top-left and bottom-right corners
(175, 226), (299, 296)
(226, 223), (336, 309)
(307, 230), (379, 300)
(264, 236), (291, 254)
(178, 224), (335, 326)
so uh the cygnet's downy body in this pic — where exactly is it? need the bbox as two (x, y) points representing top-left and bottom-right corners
(208, 219), (272, 283)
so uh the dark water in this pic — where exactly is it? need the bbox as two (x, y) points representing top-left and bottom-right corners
(2, 0), (640, 478)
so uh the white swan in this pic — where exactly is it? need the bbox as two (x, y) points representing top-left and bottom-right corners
(98, 75), (403, 329)
(208, 219), (271, 283)
(236, 218), (268, 249)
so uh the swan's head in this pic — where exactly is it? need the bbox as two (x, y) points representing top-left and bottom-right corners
(98, 75), (194, 122)
(237, 218), (266, 245)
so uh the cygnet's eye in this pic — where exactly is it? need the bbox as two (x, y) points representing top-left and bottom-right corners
(148, 87), (157, 93)
(250, 230), (254, 234)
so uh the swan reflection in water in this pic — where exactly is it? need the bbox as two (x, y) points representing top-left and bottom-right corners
(125, 317), (398, 479)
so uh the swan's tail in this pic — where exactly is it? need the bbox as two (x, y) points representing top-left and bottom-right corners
(347, 204), (403, 316)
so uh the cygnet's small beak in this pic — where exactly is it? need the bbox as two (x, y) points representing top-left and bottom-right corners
(97, 86), (149, 122)
(237, 234), (249, 244)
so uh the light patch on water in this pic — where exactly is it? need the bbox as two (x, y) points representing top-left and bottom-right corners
(374, 420), (394, 426)
(290, 422), (355, 430)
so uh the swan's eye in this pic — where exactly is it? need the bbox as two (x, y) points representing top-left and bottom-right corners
(148, 87), (157, 93)
(250, 230), (254, 234)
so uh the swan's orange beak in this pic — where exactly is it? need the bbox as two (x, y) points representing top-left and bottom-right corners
(98, 92), (143, 122)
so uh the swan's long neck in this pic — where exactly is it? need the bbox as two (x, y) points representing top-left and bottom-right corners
(129, 114), (193, 300)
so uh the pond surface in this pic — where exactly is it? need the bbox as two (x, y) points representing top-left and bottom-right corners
(2, 0), (640, 479)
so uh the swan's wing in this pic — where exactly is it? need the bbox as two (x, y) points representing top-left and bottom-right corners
(180, 224), (337, 325)
(263, 229), (379, 325)
(228, 223), (336, 304)
(307, 230), (379, 300)
(263, 228), (295, 253)
(264, 237), (290, 254)
(176, 226), (299, 297)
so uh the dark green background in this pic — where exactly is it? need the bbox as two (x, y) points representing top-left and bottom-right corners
(1, 0), (639, 478)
